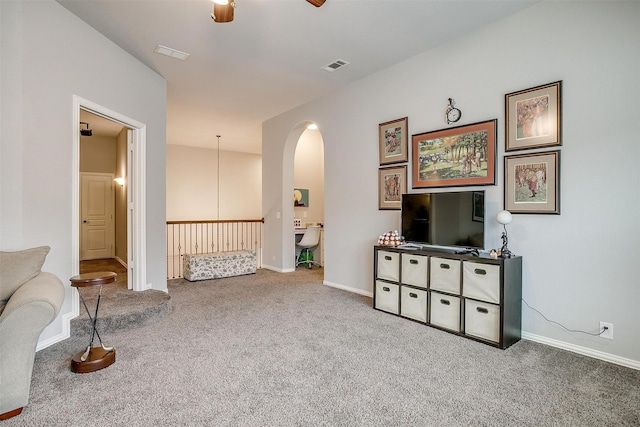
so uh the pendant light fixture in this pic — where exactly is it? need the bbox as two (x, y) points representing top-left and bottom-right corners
(216, 135), (221, 220)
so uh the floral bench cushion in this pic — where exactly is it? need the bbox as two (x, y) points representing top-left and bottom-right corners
(183, 250), (256, 281)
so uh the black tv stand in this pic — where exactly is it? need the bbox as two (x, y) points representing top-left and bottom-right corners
(373, 245), (522, 349)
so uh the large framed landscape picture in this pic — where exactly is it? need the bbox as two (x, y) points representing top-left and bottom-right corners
(504, 150), (560, 214)
(379, 117), (408, 165)
(412, 119), (497, 189)
(505, 81), (562, 151)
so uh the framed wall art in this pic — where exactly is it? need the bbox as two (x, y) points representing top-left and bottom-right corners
(379, 117), (408, 165)
(505, 81), (562, 151)
(378, 165), (406, 210)
(294, 188), (309, 207)
(412, 119), (497, 189)
(504, 150), (560, 214)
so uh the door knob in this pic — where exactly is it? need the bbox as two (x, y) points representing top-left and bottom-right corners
(83, 220), (88, 223)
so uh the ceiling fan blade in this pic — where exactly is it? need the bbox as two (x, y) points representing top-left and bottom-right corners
(306, 0), (326, 7)
(212, 2), (234, 23)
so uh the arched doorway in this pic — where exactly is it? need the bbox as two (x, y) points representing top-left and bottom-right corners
(280, 121), (324, 272)
(293, 126), (325, 272)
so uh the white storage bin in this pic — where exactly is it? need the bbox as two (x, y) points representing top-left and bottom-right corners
(375, 280), (399, 314)
(377, 251), (400, 282)
(429, 292), (460, 332)
(400, 286), (428, 323)
(465, 299), (500, 343)
(462, 261), (501, 304)
(401, 254), (428, 288)
(430, 257), (461, 294)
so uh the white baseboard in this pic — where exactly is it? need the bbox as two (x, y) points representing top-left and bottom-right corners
(115, 256), (127, 268)
(522, 332), (640, 371)
(36, 310), (75, 351)
(261, 264), (293, 273)
(323, 280), (373, 298)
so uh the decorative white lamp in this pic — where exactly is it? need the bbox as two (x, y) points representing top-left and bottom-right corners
(496, 210), (514, 258)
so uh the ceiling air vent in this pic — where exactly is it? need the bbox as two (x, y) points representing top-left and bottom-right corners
(154, 45), (190, 61)
(322, 59), (350, 73)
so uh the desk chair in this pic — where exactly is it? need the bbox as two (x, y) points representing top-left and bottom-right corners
(295, 226), (321, 269)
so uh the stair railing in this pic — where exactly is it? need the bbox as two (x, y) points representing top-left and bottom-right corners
(166, 218), (263, 279)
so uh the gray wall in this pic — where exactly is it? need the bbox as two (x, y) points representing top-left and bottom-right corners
(263, 2), (640, 366)
(1, 0), (167, 345)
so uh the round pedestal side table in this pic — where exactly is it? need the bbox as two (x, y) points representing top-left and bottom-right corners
(69, 271), (117, 373)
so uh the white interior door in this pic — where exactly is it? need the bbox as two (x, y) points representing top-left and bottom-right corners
(80, 173), (115, 260)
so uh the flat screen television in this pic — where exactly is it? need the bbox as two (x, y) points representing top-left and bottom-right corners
(401, 191), (485, 251)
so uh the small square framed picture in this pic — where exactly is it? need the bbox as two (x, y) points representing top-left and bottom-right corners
(504, 150), (560, 214)
(505, 81), (562, 151)
(379, 117), (408, 165)
(378, 165), (407, 210)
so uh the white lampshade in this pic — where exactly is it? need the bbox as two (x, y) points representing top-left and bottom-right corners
(496, 210), (512, 225)
(212, 0), (229, 5)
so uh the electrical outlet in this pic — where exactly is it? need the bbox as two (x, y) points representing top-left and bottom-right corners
(600, 321), (613, 340)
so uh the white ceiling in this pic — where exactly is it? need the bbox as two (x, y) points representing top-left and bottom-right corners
(59, 0), (538, 154)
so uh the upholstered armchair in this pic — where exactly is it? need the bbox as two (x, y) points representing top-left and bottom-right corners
(0, 246), (64, 420)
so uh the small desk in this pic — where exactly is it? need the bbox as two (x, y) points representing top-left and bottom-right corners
(69, 271), (117, 373)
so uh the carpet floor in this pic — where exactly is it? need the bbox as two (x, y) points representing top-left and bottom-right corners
(72, 259), (172, 335)
(8, 268), (640, 426)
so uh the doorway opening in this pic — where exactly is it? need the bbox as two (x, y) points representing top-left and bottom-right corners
(72, 96), (147, 302)
(292, 124), (325, 276)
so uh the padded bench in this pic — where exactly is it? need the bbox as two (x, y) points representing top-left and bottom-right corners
(183, 250), (257, 281)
